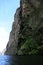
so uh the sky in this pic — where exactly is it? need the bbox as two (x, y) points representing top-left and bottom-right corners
(0, 0), (20, 53)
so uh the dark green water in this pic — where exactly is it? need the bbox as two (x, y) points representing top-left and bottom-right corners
(0, 55), (43, 65)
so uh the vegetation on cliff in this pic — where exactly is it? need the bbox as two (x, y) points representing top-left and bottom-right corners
(5, 0), (43, 55)
(17, 0), (43, 55)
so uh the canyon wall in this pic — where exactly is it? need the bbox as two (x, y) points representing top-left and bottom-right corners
(5, 0), (43, 55)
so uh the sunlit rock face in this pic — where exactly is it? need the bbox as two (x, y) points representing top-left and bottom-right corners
(20, 0), (31, 17)
(5, 0), (43, 55)
(5, 8), (21, 55)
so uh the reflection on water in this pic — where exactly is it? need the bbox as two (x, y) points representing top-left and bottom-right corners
(0, 55), (18, 65)
(0, 55), (43, 65)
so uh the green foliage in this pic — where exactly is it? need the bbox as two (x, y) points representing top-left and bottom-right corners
(21, 38), (37, 49)
(29, 49), (38, 54)
(18, 36), (43, 55)
(19, 37), (39, 55)
(37, 45), (43, 49)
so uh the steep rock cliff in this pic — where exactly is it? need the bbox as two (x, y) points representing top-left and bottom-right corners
(5, 0), (43, 55)
(5, 8), (21, 55)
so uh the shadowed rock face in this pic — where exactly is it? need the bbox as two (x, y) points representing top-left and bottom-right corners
(5, 0), (43, 55)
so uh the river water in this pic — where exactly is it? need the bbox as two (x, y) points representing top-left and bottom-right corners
(0, 55), (43, 65)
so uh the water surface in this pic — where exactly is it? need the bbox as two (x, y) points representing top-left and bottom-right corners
(0, 55), (43, 65)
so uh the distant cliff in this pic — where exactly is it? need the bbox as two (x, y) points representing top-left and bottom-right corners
(5, 0), (43, 55)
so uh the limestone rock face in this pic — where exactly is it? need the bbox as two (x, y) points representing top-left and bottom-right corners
(5, 0), (43, 55)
